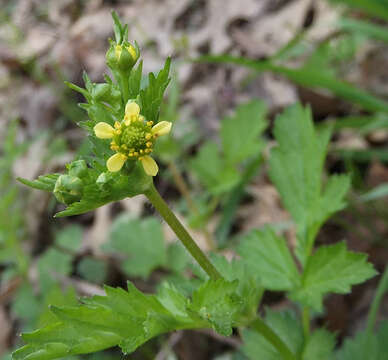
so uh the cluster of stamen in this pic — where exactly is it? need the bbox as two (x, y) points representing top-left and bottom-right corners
(109, 117), (158, 162)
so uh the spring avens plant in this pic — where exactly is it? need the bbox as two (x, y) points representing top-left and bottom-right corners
(14, 12), (380, 360)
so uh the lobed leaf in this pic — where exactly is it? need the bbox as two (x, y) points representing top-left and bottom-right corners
(221, 100), (267, 165)
(289, 242), (376, 311)
(334, 321), (388, 360)
(302, 328), (336, 360)
(189, 142), (240, 195)
(238, 227), (300, 291)
(268, 104), (350, 264)
(242, 309), (303, 360)
(13, 279), (245, 360)
(139, 57), (171, 123)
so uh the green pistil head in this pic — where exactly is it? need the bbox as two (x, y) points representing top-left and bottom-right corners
(112, 119), (154, 158)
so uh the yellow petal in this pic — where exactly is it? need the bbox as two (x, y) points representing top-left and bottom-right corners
(127, 45), (137, 60)
(151, 121), (172, 137)
(94, 122), (115, 139)
(115, 44), (122, 60)
(107, 153), (127, 172)
(125, 101), (140, 118)
(140, 156), (158, 176)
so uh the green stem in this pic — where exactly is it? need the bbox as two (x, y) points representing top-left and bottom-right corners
(121, 72), (130, 104)
(366, 265), (388, 334)
(167, 161), (216, 250)
(302, 306), (310, 342)
(144, 183), (222, 280)
(145, 184), (297, 360)
(250, 318), (297, 360)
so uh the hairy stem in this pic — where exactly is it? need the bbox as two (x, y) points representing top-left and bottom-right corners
(144, 183), (222, 280)
(121, 73), (130, 104)
(250, 318), (297, 360)
(168, 161), (216, 250)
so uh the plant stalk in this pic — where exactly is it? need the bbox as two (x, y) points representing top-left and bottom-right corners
(145, 184), (297, 360)
(121, 72), (130, 104)
(250, 318), (297, 360)
(366, 265), (388, 334)
(167, 161), (216, 250)
(144, 183), (222, 280)
(302, 306), (310, 341)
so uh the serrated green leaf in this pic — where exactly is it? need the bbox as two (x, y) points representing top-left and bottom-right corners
(37, 286), (79, 328)
(128, 61), (143, 99)
(111, 11), (124, 44)
(103, 215), (166, 279)
(334, 322), (388, 360)
(190, 142), (240, 195)
(302, 328), (335, 360)
(221, 100), (267, 165)
(318, 174), (350, 222)
(13, 279), (246, 360)
(268, 103), (350, 265)
(242, 309), (303, 360)
(290, 242), (376, 311)
(211, 254), (263, 322)
(139, 58), (171, 123)
(189, 279), (243, 336)
(17, 174), (60, 192)
(238, 227), (300, 291)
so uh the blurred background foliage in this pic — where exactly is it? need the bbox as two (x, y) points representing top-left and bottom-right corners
(1, 0), (388, 359)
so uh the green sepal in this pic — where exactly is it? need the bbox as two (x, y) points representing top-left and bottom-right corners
(53, 174), (83, 205)
(111, 10), (125, 44)
(67, 159), (88, 178)
(118, 43), (138, 71)
(17, 174), (61, 192)
(105, 43), (118, 70)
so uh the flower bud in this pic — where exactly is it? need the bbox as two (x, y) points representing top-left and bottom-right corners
(106, 42), (139, 72)
(92, 83), (111, 100)
(106, 44), (117, 69)
(68, 160), (88, 178)
(54, 174), (83, 205)
(118, 44), (138, 70)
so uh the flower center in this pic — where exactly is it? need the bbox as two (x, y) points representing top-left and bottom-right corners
(111, 119), (154, 158)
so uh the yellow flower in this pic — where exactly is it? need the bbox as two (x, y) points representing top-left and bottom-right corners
(93, 101), (172, 176)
